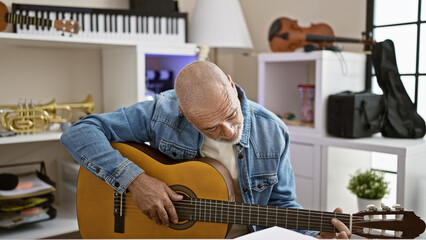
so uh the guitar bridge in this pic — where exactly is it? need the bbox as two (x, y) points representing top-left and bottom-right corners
(113, 191), (125, 233)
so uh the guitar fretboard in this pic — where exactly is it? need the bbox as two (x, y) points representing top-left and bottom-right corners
(174, 198), (351, 233)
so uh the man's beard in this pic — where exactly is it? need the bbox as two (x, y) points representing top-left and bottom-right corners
(216, 123), (244, 145)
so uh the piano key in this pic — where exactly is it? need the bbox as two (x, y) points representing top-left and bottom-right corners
(128, 15), (131, 33)
(116, 15), (123, 37)
(136, 15), (140, 34)
(124, 15), (129, 34)
(178, 18), (185, 43)
(130, 15), (137, 38)
(114, 14), (118, 33)
(172, 17), (176, 35)
(148, 16), (154, 41)
(28, 11), (35, 33)
(144, 16), (148, 34)
(98, 14), (105, 36)
(64, 12), (71, 20)
(83, 13), (91, 36)
(49, 11), (56, 34)
(90, 13), (94, 33)
(42, 11), (48, 31)
(160, 17), (167, 42)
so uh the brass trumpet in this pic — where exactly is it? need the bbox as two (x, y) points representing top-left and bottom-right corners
(0, 95), (94, 133)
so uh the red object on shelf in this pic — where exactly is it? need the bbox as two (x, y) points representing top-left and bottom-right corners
(298, 84), (315, 123)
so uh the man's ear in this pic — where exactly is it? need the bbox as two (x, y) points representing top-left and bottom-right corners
(227, 75), (236, 89)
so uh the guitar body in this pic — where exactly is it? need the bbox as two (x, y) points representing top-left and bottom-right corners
(77, 142), (234, 239)
(0, 2), (8, 31)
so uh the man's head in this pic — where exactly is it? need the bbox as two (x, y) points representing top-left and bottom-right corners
(175, 61), (243, 144)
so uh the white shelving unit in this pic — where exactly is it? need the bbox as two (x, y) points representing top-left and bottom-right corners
(0, 32), (198, 238)
(258, 51), (366, 137)
(257, 51), (366, 210)
(258, 52), (426, 239)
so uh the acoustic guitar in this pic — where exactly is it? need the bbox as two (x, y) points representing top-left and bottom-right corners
(76, 142), (425, 239)
(0, 1), (79, 34)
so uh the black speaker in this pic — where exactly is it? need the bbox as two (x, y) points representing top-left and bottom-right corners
(327, 91), (385, 138)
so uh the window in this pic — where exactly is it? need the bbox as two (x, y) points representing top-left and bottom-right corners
(367, 0), (425, 119)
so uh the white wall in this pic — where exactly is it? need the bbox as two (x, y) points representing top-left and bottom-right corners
(1, 0), (367, 102)
(0, 0), (366, 181)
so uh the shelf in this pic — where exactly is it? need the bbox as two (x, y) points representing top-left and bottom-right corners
(258, 51), (366, 137)
(0, 204), (78, 239)
(322, 134), (426, 157)
(0, 32), (198, 55)
(0, 131), (62, 145)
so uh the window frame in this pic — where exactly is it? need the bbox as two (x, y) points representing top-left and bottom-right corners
(366, 0), (424, 109)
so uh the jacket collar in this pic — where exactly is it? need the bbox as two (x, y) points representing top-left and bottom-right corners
(235, 84), (251, 149)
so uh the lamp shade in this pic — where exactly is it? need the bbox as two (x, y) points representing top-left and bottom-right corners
(188, 0), (253, 49)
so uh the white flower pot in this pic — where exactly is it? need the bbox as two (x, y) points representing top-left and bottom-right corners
(357, 197), (382, 211)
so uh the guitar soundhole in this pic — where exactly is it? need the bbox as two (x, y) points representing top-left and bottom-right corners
(169, 185), (197, 230)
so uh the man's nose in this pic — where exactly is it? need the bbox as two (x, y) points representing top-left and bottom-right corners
(221, 123), (235, 138)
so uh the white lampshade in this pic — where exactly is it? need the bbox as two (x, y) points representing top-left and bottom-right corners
(188, 0), (253, 49)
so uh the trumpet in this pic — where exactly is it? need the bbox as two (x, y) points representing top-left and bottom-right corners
(0, 95), (94, 133)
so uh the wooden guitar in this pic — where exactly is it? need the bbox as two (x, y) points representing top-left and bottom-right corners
(76, 142), (426, 239)
(0, 1), (79, 34)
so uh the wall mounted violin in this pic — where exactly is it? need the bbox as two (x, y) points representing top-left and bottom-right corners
(268, 17), (375, 52)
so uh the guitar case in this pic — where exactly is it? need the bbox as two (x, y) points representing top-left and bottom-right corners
(372, 39), (426, 138)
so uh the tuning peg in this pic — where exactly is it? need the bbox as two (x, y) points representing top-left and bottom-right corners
(367, 204), (378, 211)
(392, 204), (404, 211)
(381, 203), (391, 211)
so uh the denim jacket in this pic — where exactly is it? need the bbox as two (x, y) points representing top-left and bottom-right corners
(60, 85), (318, 236)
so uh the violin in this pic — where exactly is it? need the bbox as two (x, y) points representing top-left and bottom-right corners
(268, 17), (375, 52)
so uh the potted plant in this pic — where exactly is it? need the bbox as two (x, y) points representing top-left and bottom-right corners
(347, 169), (390, 210)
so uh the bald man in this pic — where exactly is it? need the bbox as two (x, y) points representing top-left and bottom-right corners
(61, 61), (350, 239)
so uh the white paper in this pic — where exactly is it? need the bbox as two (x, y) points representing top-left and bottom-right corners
(235, 226), (315, 240)
(0, 173), (55, 198)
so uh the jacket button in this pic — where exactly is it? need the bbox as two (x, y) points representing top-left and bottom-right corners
(96, 167), (100, 173)
(257, 184), (262, 189)
(114, 182), (120, 187)
(243, 187), (249, 192)
(238, 154), (244, 159)
(172, 152), (177, 157)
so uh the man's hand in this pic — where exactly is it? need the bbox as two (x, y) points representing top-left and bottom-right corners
(127, 173), (183, 226)
(316, 208), (351, 239)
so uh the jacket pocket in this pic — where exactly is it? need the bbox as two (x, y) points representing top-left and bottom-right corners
(250, 173), (278, 192)
(158, 140), (197, 160)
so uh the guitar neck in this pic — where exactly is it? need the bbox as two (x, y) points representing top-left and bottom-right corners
(5, 12), (53, 28)
(175, 198), (351, 232)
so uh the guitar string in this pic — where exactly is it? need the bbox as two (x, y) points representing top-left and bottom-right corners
(114, 197), (395, 225)
(112, 204), (372, 229)
(108, 208), (369, 233)
(114, 208), (369, 229)
(113, 199), (367, 221)
(116, 202), (364, 220)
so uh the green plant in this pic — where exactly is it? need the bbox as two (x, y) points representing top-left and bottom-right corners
(347, 169), (390, 199)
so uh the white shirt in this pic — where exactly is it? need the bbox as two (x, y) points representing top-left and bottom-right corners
(201, 136), (249, 238)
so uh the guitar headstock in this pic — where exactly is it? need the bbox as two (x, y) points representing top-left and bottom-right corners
(352, 203), (425, 239)
(54, 19), (80, 35)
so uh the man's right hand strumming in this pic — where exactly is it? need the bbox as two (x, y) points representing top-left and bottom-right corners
(127, 173), (183, 226)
